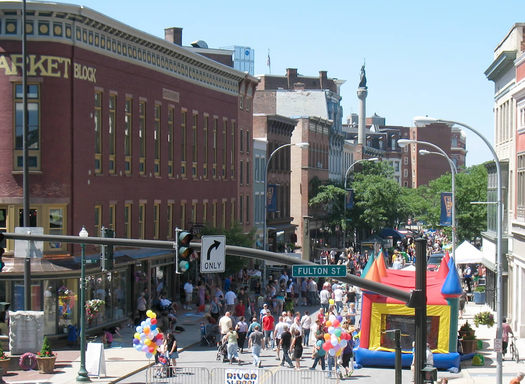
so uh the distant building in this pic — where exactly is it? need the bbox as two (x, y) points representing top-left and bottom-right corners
(222, 46), (255, 75)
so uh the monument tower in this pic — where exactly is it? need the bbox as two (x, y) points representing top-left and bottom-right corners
(357, 64), (368, 145)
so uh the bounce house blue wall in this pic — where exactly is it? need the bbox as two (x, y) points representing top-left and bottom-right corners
(354, 348), (460, 370)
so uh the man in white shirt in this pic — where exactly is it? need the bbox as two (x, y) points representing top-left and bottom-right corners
(300, 311), (312, 346)
(219, 311), (233, 340)
(273, 316), (286, 359)
(333, 285), (344, 314)
(289, 313), (303, 337)
(224, 289), (237, 313)
(183, 281), (193, 310)
(319, 285), (331, 313)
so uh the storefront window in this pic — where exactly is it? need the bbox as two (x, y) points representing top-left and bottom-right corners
(57, 280), (78, 334)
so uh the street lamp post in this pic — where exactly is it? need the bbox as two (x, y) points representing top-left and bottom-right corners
(263, 142), (309, 252)
(398, 139), (457, 262)
(342, 158), (379, 248)
(76, 226), (90, 382)
(413, 116), (503, 384)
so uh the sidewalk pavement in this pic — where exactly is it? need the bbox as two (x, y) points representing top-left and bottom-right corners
(1, 306), (206, 384)
(445, 300), (525, 384)
(1, 300), (523, 384)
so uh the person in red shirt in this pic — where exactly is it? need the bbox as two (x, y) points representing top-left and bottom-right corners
(262, 310), (275, 350)
(234, 299), (246, 319)
(317, 307), (325, 325)
(502, 317), (514, 356)
(510, 372), (524, 384)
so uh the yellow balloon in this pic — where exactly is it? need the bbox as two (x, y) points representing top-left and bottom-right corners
(134, 333), (140, 339)
(146, 310), (153, 318)
(150, 312), (157, 319)
(336, 349), (342, 357)
(329, 299), (335, 305)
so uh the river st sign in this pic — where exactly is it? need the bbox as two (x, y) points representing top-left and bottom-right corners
(291, 265), (346, 278)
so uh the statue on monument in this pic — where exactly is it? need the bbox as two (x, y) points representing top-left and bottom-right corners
(359, 64), (367, 88)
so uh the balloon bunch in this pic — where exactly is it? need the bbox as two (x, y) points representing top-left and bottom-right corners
(322, 314), (352, 357)
(133, 310), (164, 359)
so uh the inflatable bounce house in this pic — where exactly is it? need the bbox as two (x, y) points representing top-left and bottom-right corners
(354, 251), (463, 370)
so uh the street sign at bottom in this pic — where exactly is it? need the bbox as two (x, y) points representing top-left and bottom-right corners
(292, 265), (346, 278)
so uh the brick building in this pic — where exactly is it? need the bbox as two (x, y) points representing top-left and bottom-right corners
(0, 1), (257, 334)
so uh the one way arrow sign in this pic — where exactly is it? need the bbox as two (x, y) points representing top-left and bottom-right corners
(201, 235), (225, 273)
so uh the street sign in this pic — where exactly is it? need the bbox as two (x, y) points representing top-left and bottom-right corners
(292, 265), (346, 278)
(201, 235), (225, 273)
(493, 338), (502, 353)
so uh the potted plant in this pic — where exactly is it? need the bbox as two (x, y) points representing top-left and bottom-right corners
(459, 321), (477, 354)
(36, 336), (56, 373)
(0, 341), (10, 373)
(474, 311), (495, 328)
(473, 285), (486, 304)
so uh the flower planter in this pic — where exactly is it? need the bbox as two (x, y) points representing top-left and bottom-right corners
(36, 356), (56, 374)
(461, 339), (477, 354)
(473, 291), (486, 304)
(0, 358), (10, 373)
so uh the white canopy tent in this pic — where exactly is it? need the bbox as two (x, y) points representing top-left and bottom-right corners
(454, 240), (484, 265)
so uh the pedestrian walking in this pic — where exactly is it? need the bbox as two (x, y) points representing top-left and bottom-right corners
(301, 311), (311, 346)
(248, 325), (264, 368)
(502, 317), (515, 356)
(279, 325), (294, 368)
(291, 329), (303, 370)
(510, 372), (525, 384)
(262, 310), (275, 350)
(226, 327), (241, 365)
(310, 334), (326, 371)
(183, 280), (194, 310)
(236, 317), (248, 353)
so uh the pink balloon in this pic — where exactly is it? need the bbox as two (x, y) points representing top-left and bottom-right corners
(332, 320), (340, 327)
(323, 342), (332, 351)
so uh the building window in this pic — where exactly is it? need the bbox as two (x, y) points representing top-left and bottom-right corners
(181, 110), (187, 177)
(240, 129), (244, 152)
(213, 118), (218, 177)
(239, 196), (243, 224)
(180, 202), (186, 228)
(517, 153), (525, 219)
(404, 157), (408, 165)
(108, 94), (116, 174)
(192, 112), (198, 178)
(153, 202), (160, 239)
(94, 91), (103, 173)
(222, 201), (226, 228)
(48, 207), (64, 249)
(246, 161), (250, 185)
(124, 203), (132, 238)
(124, 98), (132, 174)
(222, 120), (227, 177)
(403, 169), (408, 177)
(167, 202), (173, 239)
(154, 104), (161, 176)
(139, 203), (145, 239)
(14, 83), (40, 170)
(203, 202), (208, 224)
(139, 101), (146, 175)
(203, 115), (208, 178)
(231, 200), (235, 226)
(231, 121), (235, 178)
(451, 136), (458, 147)
(212, 202), (217, 227)
(246, 131), (250, 154)
(167, 106), (174, 177)
(94, 205), (102, 237)
(192, 202), (197, 224)
(245, 195), (250, 224)
(240, 160), (244, 185)
(109, 204), (117, 232)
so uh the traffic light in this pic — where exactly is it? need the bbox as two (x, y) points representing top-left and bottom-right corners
(175, 228), (193, 272)
(100, 227), (114, 272)
(0, 232), (5, 272)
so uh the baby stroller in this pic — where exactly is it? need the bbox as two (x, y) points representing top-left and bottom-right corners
(153, 353), (173, 378)
(216, 337), (228, 362)
(200, 323), (218, 347)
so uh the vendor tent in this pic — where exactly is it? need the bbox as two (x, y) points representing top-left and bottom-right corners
(455, 241), (483, 265)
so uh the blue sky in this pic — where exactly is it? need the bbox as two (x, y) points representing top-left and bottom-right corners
(59, 0), (524, 165)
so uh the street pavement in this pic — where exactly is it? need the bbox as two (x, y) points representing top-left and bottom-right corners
(1, 299), (524, 383)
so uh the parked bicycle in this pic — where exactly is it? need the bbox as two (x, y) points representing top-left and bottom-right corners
(509, 336), (520, 363)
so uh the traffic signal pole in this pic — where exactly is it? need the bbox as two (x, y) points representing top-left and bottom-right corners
(1, 232), (413, 304)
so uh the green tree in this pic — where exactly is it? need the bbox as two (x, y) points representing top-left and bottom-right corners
(406, 164), (487, 242)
